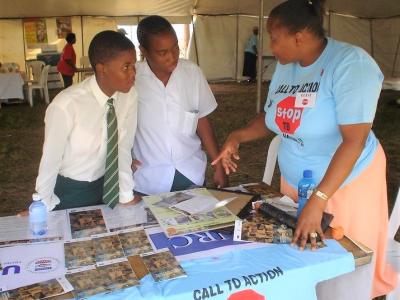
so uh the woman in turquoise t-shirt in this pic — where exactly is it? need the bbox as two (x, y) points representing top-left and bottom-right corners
(212, 0), (397, 297)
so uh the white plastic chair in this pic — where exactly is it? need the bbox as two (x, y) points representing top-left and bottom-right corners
(27, 65), (50, 107)
(262, 135), (281, 185)
(26, 60), (45, 83)
(386, 187), (400, 300)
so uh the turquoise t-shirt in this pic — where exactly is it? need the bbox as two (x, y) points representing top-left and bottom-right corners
(265, 38), (383, 188)
(245, 35), (258, 54)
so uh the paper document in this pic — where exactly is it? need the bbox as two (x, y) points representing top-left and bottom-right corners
(0, 210), (68, 247)
(169, 195), (220, 215)
(143, 188), (238, 237)
(102, 202), (147, 232)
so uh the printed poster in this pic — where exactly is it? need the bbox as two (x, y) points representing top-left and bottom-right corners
(24, 18), (48, 47)
(56, 17), (72, 38)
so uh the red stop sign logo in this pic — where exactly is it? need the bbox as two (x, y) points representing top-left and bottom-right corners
(275, 96), (303, 134)
(228, 289), (266, 300)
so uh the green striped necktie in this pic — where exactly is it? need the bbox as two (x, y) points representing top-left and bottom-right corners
(103, 98), (119, 209)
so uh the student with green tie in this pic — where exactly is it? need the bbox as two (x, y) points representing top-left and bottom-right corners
(34, 30), (138, 210)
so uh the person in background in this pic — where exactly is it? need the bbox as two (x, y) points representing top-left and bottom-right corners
(132, 15), (227, 197)
(212, 0), (397, 298)
(33, 30), (138, 211)
(242, 26), (259, 83)
(57, 32), (77, 88)
(118, 28), (128, 36)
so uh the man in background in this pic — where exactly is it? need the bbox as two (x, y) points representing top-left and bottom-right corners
(242, 26), (258, 84)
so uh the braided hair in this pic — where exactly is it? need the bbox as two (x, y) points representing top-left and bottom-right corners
(269, 0), (326, 38)
(137, 15), (177, 50)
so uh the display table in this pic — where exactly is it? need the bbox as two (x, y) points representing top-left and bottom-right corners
(0, 73), (25, 107)
(0, 188), (372, 300)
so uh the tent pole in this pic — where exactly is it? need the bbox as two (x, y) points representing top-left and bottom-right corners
(235, 14), (239, 81)
(22, 19), (27, 73)
(391, 34), (400, 77)
(191, 15), (200, 66)
(80, 16), (84, 57)
(256, 0), (264, 113)
(328, 11), (331, 36)
(369, 20), (374, 58)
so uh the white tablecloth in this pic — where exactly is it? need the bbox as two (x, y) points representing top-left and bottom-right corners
(0, 73), (24, 100)
(383, 77), (400, 91)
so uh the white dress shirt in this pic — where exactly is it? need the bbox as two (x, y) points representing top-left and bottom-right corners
(36, 75), (138, 210)
(133, 59), (217, 195)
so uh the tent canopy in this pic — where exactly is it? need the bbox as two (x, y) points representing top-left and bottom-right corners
(0, 0), (399, 19)
(0, 0), (399, 80)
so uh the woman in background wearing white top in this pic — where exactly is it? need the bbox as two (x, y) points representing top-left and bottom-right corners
(132, 15), (227, 196)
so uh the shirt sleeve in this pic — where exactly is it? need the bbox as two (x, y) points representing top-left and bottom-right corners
(332, 50), (383, 125)
(196, 66), (218, 118)
(35, 102), (73, 211)
(117, 89), (138, 203)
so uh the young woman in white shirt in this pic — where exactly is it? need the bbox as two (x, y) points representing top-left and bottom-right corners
(132, 15), (227, 196)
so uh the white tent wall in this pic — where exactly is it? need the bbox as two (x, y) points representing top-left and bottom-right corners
(372, 17), (400, 77)
(82, 17), (117, 58)
(188, 12), (400, 81)
(188, 15), (236, 80)
(0, 19), (24, 72)
(329, 14), (372, 55)
(0, 0), (399, 80)
(188, 15), (275, 81)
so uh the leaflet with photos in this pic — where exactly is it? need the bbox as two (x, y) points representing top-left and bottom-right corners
(142, 249), (187, 282)
(0, 278), (73, 300)
(143, 188), (238, 237)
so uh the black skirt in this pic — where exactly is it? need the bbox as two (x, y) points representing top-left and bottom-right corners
(242, 51), (257, 78)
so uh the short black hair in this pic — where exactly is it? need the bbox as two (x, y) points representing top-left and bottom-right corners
(66, 33), (76, 43)
(269, 0), (326, 38)
(137, 15), (176, 50)
(88, 30), (135, 69)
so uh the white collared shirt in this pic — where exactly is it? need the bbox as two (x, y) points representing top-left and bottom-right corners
(133, 59), (217, 195)
(36, 75), (138, 210)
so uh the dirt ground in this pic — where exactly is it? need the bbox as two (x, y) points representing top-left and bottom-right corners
(0, 82), (399, 223)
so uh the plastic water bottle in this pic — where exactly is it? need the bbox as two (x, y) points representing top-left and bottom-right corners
(297, 170), (315, 218)
(29, 193), (48, 236)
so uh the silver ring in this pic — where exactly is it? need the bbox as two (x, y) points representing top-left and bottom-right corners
(309, 232), (318, 239)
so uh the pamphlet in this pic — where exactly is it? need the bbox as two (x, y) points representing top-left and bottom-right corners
(92, 233), (125, 264)
(118, 228), (153, 256)
(0, 277), (73, 300)
(141, 249), (186, 282)
(233, 215), (293, 244)
(64, 238), (95, 270)
(67, 207), (107, 239)
(143, 188), (238, 237)
(0, 211), (67, 247)
(65, 259), (139, 299)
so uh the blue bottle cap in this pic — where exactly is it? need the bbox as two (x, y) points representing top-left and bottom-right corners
(303, 170), (313, 178)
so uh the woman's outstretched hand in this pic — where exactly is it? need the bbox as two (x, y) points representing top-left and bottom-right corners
(211, 135), (241, 175)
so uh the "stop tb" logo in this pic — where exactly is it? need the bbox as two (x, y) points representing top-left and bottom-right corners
(275, 96), (303, 134)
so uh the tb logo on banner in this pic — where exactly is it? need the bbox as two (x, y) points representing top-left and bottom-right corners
(275, 96), (303, 134)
